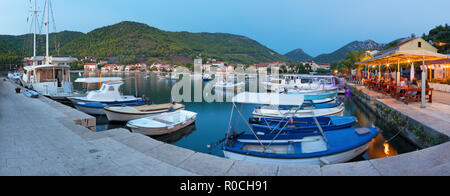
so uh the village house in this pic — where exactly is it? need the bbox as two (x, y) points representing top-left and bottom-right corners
(149, 63), (162, 71)
(135, 63), (147, 71)
(101, 64), (115, 72)
(310, 62), (331, 71)
(113, 65), (125, 72)
(124, 65), (134, 72)
(83, 63), (98, 72)
(249, 62), (286, 73)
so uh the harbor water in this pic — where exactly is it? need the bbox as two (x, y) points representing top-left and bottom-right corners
(71, 72), (418, 162)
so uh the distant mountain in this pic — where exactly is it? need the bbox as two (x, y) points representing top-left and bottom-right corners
(313, 40), (387, 64)
(284, 48), (313, 61)
(58, 21), (292, 64)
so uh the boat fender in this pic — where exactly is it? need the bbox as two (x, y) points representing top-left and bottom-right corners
(168, 106), (175, 112)
(355, 128), (372, 135)
(290, 118), (294, 125)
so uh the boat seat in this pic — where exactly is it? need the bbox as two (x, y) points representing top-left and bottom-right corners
(355, 127), (372, 135)
(301, 136), (327, 154)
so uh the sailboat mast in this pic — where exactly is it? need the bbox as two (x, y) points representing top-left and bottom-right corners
(33, 0), (37, 66)
(45, 0), (49, 61)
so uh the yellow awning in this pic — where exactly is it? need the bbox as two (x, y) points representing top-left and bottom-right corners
(357, 49), (448, 65)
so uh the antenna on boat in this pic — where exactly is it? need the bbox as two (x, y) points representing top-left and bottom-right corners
(45, 0), (50, 62)
(33, 0), (37, 67)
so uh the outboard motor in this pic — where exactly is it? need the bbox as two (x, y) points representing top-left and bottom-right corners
(248, 117), (260, 124)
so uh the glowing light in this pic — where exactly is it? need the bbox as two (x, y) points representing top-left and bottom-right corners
(407, 59), (411, 63)
(384, 142), (391, 156)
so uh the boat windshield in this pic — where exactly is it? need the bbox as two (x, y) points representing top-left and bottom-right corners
(36, 67), (69, 83)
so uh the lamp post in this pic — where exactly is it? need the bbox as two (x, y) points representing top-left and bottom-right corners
(421, 56), (426, 108)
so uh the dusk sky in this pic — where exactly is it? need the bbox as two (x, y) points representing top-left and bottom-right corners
(1, 0), (449, 57)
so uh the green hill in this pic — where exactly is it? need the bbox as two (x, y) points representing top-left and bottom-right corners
(58, 21), (291, 64)
(0, 31), (84, 57)
(423, 24), (450, 54)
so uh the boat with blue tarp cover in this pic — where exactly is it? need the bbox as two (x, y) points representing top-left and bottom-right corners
(23, 89), (39, 98)
(249, 116), (357, 134)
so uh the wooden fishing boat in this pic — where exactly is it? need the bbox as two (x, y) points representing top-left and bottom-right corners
(249, 116), (357, 134)
(126, 110), (198, 136)
(223, 127), (378, 165)
(104, 103), (185, 122)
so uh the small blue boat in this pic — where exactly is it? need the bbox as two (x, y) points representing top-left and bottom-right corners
(223, 127), (379, 165)
(249, 116), (357, 134)
(302, 91), (338, 101)
(73, 100), (146, 115)
(23, 90), (39, 98)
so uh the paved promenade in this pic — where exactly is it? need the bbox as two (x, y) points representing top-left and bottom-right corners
(1, 78), (449, 176)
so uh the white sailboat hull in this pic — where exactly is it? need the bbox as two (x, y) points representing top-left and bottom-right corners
(223, 143), (370, 166)
(252, 106), (345, 118)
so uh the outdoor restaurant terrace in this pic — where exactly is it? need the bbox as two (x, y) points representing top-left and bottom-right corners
(356, 37), (449, 108)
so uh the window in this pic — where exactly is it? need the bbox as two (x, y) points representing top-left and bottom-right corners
(108, 86), (115, 91)
(418, 42), (422, 48)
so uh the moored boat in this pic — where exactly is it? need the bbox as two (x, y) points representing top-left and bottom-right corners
(23, 89), (39, 98)
(104, 103), (185, 122)
(223, 127), (379, 165)
(252, 101), (345, 118)
(68, 81), (143, 105)
(73, 100), (146, 115)
(249, 116), (357, 134)
(126, 110), (198, 136)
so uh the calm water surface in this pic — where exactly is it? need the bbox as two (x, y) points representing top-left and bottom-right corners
(71, 72), (418, 161)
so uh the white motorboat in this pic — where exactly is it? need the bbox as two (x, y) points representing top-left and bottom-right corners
(253, 102), (345, 118)
(263, 75), (337, 93)
(104, 103), (185, 122)
(126, 110), (198, 136)
(68, 80), (142, 105)
(202, 73), (213, 81)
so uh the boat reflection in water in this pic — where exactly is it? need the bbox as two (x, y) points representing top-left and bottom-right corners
(152, 124), (197, 144)
(367, 135), (398, 158)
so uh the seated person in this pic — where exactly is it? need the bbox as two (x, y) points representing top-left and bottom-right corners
(408, 80), (419, 97)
